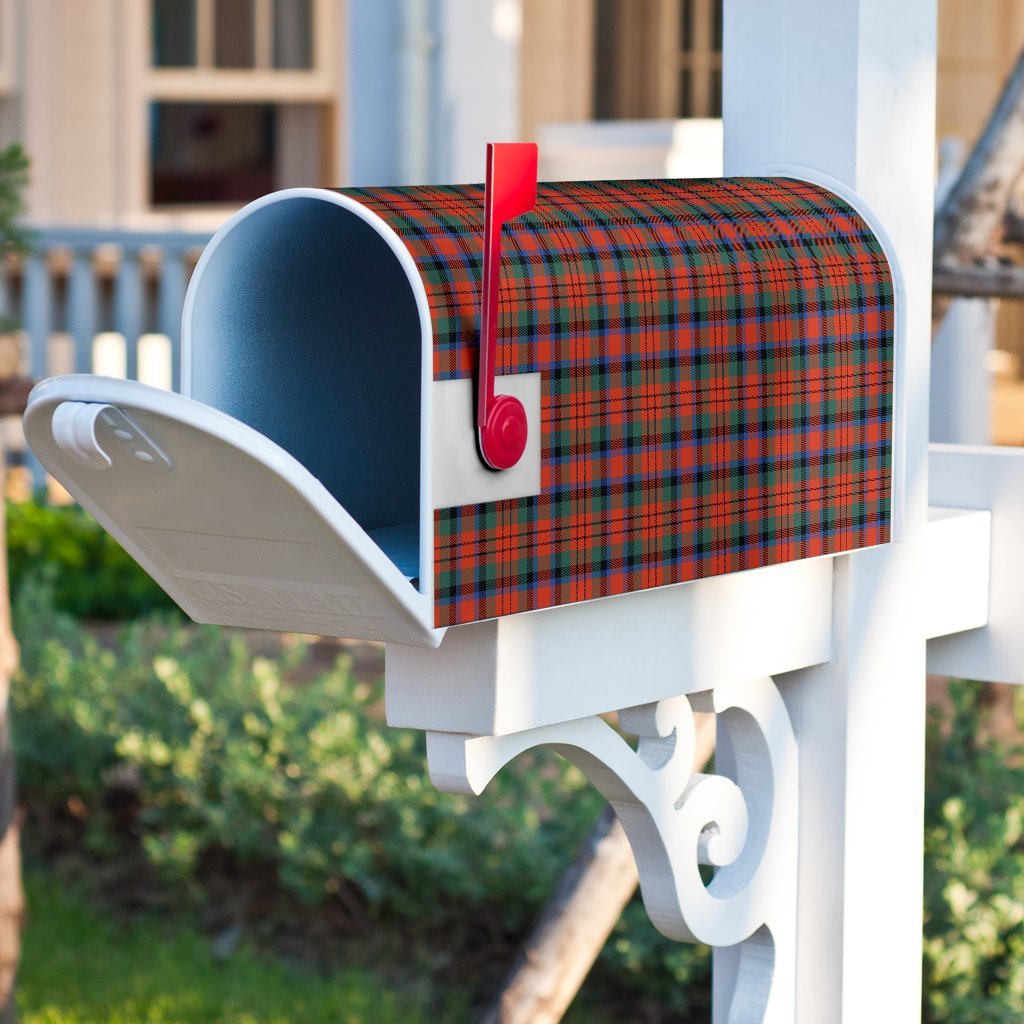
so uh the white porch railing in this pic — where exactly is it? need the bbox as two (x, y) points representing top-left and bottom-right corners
(1, 226), (212, 485)
(4, 226), (212, 392)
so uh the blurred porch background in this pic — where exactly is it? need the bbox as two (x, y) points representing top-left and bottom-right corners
(0, 0), (1021, 488)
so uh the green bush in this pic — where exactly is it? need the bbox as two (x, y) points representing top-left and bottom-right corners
(923, 681), (1024, 1023)
(7, 499), (179, 619)
(13, 575), (580, 913)
(20, 545), (1024, 1019)
(11, 576), (710, 1016)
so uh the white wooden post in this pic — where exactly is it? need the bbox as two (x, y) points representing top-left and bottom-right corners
(438, 0), (522, 182)
(931, 137), (995, 447)
(931, 299), (995, 445)
(723, 2), (936, 1019)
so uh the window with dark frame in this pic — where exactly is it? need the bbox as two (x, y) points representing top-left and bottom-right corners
(152, 0), (197, 68)
(148, 0), (323, 207)
(150, 102), (276, 206)
(150, 0), (314, 71)
(594, 0), (723, 121)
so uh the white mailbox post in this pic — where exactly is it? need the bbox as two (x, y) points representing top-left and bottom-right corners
(23, 1), (1024, 1021)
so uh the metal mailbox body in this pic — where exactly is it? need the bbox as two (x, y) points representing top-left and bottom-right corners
(24, 175), (895, 645)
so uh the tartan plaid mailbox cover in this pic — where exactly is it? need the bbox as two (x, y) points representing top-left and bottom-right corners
(22, 173), (895, 644)
(345, 176), (896, 629)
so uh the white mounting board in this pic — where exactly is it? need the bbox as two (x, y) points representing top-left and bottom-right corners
(24, 375), (442, 647)
(386, 556), (833, 735)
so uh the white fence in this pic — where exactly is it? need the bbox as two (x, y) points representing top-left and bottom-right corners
(4, 226), (212, 392)
(1, 227), (212, 484)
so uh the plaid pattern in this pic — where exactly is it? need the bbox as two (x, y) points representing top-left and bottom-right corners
(342, 178), (895, 629)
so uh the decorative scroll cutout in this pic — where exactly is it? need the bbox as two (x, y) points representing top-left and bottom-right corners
(425, 676), (797, 1024)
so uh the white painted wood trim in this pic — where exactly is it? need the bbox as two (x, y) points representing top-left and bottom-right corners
(928, 444), (1024, 683)
(924, 506), (991, 640)
(144, 70), (337, 103)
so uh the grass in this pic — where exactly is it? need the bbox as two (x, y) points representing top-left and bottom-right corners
(17, 873), (461, 1024)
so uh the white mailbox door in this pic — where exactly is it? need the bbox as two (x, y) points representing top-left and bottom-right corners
(23, 375), (441, 647)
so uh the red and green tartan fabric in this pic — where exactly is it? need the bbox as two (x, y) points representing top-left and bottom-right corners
(342, 177), (895, 629)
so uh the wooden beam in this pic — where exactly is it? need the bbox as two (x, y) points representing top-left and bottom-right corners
(934, 48), (1024, 265)
(933, 263), (1024, 298)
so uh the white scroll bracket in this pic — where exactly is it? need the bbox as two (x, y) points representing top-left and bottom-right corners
(426, 677), (799, 1024)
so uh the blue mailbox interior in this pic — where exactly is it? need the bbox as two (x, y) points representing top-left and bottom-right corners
(186, 195), (423, 582)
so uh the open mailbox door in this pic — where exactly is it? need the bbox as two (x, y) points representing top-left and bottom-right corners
(23, 375), (441, 647)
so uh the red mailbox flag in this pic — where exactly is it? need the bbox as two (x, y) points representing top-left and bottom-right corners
(477, 142), (538, 470)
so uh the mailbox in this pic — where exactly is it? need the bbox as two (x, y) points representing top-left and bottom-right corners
(24, 154), (895, 647)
